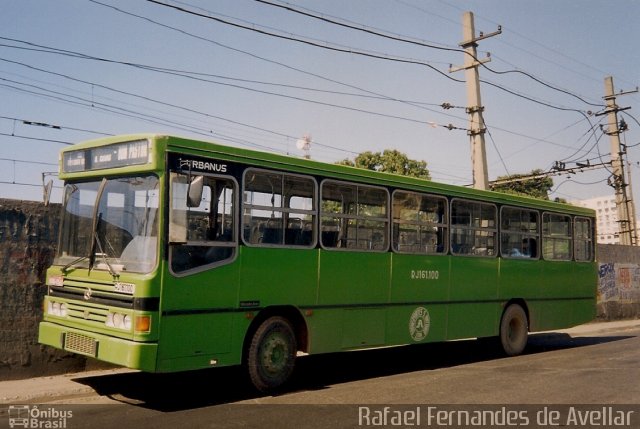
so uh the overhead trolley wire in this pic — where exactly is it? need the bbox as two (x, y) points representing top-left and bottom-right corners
(249, 0), (603, 109)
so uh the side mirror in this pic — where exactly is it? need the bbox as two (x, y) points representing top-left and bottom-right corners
(187, 175), (204, 207)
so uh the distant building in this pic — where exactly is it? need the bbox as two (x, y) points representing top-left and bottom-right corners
(570, 195), (629, 244)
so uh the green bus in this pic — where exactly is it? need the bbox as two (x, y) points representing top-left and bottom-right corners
(39, 134), (597, 391)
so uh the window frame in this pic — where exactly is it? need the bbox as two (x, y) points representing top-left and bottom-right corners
(391, 189), (448, 255)
(542, 212), (573, 261)
(168, 172), (239, 277)
(499, 206), (540, 260)
(241, 168), (318, 249)
(320, 179), (390, 252)
(574, 216), (594, 262)
(450, 198), (498, 257)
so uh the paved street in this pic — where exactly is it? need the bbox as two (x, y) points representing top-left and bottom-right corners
(1, 320), (639, 428)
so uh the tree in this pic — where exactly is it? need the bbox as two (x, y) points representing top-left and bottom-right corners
(491, 169), (554, 200)
(338, 149), (431, 180)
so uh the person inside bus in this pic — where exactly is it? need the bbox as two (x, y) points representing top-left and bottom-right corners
(509, 238), (536, 258)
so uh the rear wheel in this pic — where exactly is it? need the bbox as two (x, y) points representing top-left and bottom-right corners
(246, 316), (297, 392)
(499, 304), (528, 356)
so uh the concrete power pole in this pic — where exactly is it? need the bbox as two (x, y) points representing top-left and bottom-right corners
(598, 76), (638, 245)
(450, 11), (501, 190)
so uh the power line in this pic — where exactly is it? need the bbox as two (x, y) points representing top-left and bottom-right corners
(0, 180), (63, 189)
(0, 53), (466, 139)
(89, 0), (591, 129)
(0, 35), (468, 121)
(0, 131), (73, 145)
(253, 0), (462, 54)
(143, 0), (464, 83)
(0, 115), (111, 136)
(431, 0), (634, 91)
(251, 0), (603, 108)
(0, 157), (57, 166)
(2, 54), (583, 158)
(87, 0), (463, 118)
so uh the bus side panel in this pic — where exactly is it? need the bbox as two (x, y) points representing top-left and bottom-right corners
(447, 257), (499, 339)
(156, 261), (240, 371)
(389, 254), (450, 302)
(386, 253), (450, 345)
(317, 251), (390, 304)
(304, 309), (343, 354)
(498, 258), (544, 301)
(238, 247), (318, 306)
(572, 262), (597, 326)
(527, 261), (596, 332)
(315, 251), (390, 351)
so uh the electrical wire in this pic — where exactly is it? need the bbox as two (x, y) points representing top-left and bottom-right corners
(0, 115), (111, 136)
(0, 132), (73, 145)
(0, 54), (466, 136)
(142, 0), (465, 83)
(86, 0), (462, 117)
(89, 0), (593, 132)
(250, 0), (603, 108)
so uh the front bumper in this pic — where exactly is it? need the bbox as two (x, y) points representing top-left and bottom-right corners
(39, 321), (158, 372)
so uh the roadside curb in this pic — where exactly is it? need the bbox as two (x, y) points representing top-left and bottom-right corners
(0, 368), (135, 404)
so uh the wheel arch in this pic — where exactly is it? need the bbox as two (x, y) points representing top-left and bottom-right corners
(242, 305), (309, 360)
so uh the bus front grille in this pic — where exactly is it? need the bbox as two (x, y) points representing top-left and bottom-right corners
(67, 302), (108, 324)
(64, 332), (98, 357)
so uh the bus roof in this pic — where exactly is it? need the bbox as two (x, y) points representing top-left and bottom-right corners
(62, 133), (595, 217)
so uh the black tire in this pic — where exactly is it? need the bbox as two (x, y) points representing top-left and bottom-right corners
(499, 304), (528, 356)
(246, 316), (297, 392)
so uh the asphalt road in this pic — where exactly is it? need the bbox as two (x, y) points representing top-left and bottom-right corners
(2, 321), (639, 428)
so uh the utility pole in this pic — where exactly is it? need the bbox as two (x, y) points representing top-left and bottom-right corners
(450, 11), (501, 190)
(596, 76), (638, 245)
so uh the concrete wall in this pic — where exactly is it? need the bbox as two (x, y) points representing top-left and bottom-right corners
(0, 199), (638, 380)
(597, 244), (640, 320)
(0, 199), (87, 381)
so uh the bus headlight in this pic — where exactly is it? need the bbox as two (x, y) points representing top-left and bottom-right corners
(47, 300), (68, 317)
(123, 315), (132, 331)
(106, 311), (131, 330)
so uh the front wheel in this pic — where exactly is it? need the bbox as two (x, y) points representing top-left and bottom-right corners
(499, 304), (528, 356)
(246, 316), (297, 392)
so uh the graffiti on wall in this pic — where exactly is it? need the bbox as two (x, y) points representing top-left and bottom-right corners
(598, 262), (640, 302)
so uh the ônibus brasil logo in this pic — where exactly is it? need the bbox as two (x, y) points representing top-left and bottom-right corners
(7, 405), (73, 428)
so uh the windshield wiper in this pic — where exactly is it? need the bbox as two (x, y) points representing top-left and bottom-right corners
(90, 212), (119, 278)
(87, 178), (119, 278)
(61, 255), (89, 274)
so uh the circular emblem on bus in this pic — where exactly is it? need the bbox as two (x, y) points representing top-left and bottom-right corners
(83, 288), (92, 301)
(409, 307), (430, 341)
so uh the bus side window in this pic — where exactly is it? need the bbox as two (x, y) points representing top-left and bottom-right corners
(574, 217), (593, 261)
(451, 199), (497, 257)
(242, 169), (317, 248)
(542, 213), (572, 261)
(320, 180), (389, 252)
(392, 190), (447, 254)
(500, 207), (539, 259)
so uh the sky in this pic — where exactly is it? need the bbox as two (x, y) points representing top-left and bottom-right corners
(1, 0), (639, 207)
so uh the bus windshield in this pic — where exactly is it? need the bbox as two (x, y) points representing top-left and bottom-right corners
(55, 175), (160, 274)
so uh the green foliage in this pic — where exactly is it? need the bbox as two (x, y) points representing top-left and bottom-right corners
(491, 169), (554, 200)
(337, 149), (431, 180)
